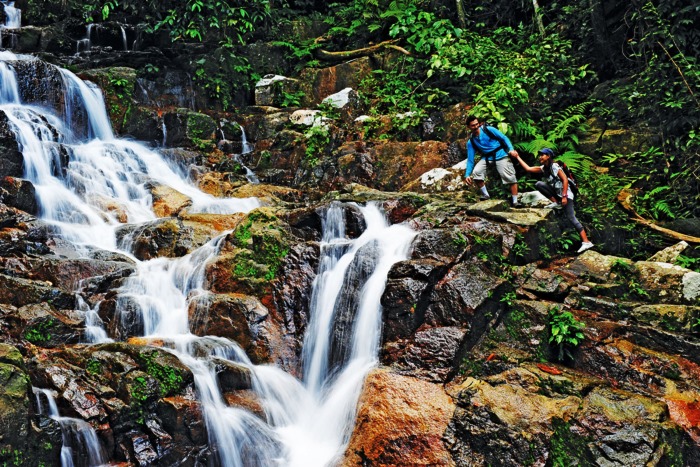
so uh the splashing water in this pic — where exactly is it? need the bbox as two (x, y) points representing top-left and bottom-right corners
(33, 388), (108, 467)
(2, 50), (416, 466)
(1, 1), (20, 29)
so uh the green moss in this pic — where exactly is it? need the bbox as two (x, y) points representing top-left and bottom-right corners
(0, 448), (24, 466)
(231, 210), (290, 281)
(138, 351), (185, 397)
(86, 359), (102, 376)
(186, 112), (217, 140)
(23, 318), (55, 344)
(657, 427), (691, 466)
(549, 419), (591, 466)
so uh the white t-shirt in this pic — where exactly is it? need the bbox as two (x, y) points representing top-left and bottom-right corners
(540, 162), (574, 199)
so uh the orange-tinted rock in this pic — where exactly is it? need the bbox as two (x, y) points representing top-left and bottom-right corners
(372, 141), (451, 191)
(298, 58), (372, 106)
(666, 398), (700, 443)
(342, 368), (455, 466)
(149, 184), (192, 217)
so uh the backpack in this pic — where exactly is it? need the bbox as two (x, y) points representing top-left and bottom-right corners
(549, 160), (580, 198)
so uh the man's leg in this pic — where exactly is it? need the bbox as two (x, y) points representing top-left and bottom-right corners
(472, 159), (490, 199)
(496, 158), (519, 205)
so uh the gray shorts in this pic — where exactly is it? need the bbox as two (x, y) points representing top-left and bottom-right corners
(472, 157), (517, 184)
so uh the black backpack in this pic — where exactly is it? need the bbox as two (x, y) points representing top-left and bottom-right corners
(549, 160), (580, 198)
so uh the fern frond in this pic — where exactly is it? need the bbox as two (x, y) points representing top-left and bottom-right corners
(556, 150), (595, 179)
(518, 138), (557, 155)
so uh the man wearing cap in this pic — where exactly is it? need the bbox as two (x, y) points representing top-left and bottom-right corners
(511, 148), (594, 253)
(464, 115), (521, 207)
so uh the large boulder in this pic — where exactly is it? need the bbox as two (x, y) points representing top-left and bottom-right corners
(342, 368), (455, 466)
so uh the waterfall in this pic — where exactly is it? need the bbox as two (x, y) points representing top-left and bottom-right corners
(119, 25), (128, 51)
(76, 24), (95, 54)
(237, 124), (259, 183)
(1, 1), (20, 29)
(33, 388), (108, 467)
(2, 49), (417, 466)
(252, 202), (416, 466)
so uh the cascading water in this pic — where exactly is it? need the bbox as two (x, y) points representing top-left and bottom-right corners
(33, 388), (108, 467)
(1, 1), (20, 29)
(1, 49), (417, 466)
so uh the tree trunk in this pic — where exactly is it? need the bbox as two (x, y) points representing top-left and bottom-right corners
(531, 0), (545, 35)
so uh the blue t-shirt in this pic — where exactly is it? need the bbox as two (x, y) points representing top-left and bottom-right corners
(465, 126), (514, 177)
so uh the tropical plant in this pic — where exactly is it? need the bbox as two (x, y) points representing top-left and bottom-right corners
(548, 306), (585, 362)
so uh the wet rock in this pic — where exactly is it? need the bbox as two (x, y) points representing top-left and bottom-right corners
(9, 59), (65, 114)
(402, 165), (467, 193)
(206, 208), (291, 296)
(0, 274), (75, 310)
(0, 256), (134, 294)
(370, 141), (452, 191)
(117, 217), (223, 260)
(188, 292), (290, 366)
(0, 112), (25, 178)
(446, 372), (581, 466)
(342, 368), (455, 466)
(424, 260), (508, 328)
(381, 259), (447, 341)
(271, 242), (319, 340)
(384, 326), (466, 382)
(254, 74), (297, 106)
(629, 303), (700, 333)
(522, 267), (571, 300)
(162, 109), (217, 150)
(0, 344), (30, 450)
(635, 261), (700, 304)
(322, 87), (363, 123)
(211, 358), (252, 392)
(0, 177), (38, 214)
(328, 240), (381, 371)
(147, 183), (192, 217)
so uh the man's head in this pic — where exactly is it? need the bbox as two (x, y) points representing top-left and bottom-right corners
(538, 148), (555, 164)
(467, 115), (480, 134)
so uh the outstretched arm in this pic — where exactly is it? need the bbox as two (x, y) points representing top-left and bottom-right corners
(512, 154), (543, 174)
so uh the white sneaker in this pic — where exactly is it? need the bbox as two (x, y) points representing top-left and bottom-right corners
(577, 242), (594, 253)
(545, 202), (562, 210)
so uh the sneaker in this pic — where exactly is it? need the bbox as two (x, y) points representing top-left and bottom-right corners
(577, 242), (594, 253)
(479, 195), (491, 201)
(545, 202), (562, 210)
(511, 201), (522, 208)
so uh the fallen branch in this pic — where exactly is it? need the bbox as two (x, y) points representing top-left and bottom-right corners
(315, 40), (411, 61)
(617, 189), (700, 243)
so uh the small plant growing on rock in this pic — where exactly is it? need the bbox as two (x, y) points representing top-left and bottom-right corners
(548, 306), (585, 362)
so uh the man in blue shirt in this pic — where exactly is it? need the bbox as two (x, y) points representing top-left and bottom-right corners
(464, 115), (521, 207)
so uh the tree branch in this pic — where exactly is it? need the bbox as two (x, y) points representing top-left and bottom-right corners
(617, 189), (700, 243)
(315, 40), (411, 61)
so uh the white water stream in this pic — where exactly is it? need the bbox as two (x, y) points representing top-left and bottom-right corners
(33, 388), (108, 467)
(0, 49), (416, 466)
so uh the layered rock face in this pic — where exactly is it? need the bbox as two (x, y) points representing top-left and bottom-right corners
(0, 16), (696, 467)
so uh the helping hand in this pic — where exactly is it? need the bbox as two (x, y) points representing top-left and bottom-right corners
(465, 176), (473, 186)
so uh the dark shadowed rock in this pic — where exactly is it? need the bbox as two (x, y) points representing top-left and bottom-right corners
(0, 111), (24, 178)
(0, 177), (38, 214)
(328, 240), (380, 372)
(384, 326), (467, 382)
(272, 242), (319, 340)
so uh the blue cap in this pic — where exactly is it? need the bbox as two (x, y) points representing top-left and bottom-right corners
(538, 148), (555, 157)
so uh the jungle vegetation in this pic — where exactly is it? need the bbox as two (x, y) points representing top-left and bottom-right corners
(21, 0), (700, 263)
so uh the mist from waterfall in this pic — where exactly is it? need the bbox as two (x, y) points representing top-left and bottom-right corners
(0, 50), (416, 466)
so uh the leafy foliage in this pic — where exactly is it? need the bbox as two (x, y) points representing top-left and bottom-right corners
(548, 307), (585, 363)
